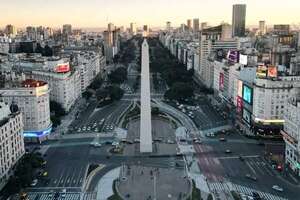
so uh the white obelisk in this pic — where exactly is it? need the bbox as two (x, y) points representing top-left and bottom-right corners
(140, 39), (152, 153)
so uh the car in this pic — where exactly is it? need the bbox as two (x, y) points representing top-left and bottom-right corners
(61, 189), (67, 198)
(94, 143), (102, 147)
(77, 128), (81, 132)
(194, 140), (202, 144)
(134, 138), (140, 143)
(153, 138), (163, 142)
(126, 140), (133, 144)
(112, 142), (119, 146)
(239, 155), (244, 161)
(245, 174), (257, 181)
(219, 137), (226, 142)
(47, 193), (53, 198)
(94, 128), (99, 132)
(121, 138), (127, 143)
(42, 171), (48, 177)
(272, 185), (283, 192)
(167, 139), (175, 144)
(30, 179), (38, 186)
(225, 149), (232, 154)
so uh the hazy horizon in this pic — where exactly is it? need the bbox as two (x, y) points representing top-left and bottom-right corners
(1, 0), (300, 28)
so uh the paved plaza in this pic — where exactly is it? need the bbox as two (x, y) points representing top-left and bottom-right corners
(117, 165), (191, 200)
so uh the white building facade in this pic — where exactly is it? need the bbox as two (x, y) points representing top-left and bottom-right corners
(0, 102), (25, 190)
(0, 79), (52, 142)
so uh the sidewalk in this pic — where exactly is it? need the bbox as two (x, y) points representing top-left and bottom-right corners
(96, 167), (120, 200)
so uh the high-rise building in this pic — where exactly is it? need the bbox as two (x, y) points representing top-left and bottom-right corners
(193, 19), (200, 32)
(166, 21), (172, 32)
(108, 23), (115, 32)
(143, 25), (149, 37)
(62, 24), (72, 35)
(259, 20), (266, 35)
(187, 19), (192, 30)
(26, 26), (37, 40)
(201, 22), (208, 30)
(130, 23), (137, 35)
(0, 102), (25, 191)
(232, 4), (246, 37)
(5, 24), (17, 37)
(273, 24), (290, 35)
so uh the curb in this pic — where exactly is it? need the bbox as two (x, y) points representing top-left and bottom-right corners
(83, 164), (105, 192)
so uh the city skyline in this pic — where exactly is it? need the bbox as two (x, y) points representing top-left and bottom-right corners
(1, 0), (300, 28)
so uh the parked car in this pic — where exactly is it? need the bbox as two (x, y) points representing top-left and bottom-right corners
(30, 179), (38, 186)
(272, 185), (283, 192)
(225, 149), (232, 154)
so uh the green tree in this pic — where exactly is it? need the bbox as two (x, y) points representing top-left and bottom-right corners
(164, 82), (194, 101)
(50, 101), (66, 116)
(108, 67), (128, 84)
(108, 85), (124, 101)
(82, 90), (93, 100)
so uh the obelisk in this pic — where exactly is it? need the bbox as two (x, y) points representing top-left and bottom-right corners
(140, 39), (152, 153)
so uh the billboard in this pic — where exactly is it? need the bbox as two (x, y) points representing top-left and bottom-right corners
(219, 73), (224, 91)
(243, 84), (253, 105)
(267, 66), (278, 78)
(227, 50), (239, 63)
(55, 63), (70, 73)
(237, 96), (243, 113)
(242, 108), (251, 124)
(237, 80), (243, 97)
(35, 85), (48, 97)
(239, 54), (248, 65)
(256, 65), (267, 78)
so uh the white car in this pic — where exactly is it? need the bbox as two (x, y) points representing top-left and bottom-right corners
(30, 179), (38, 186)
(167, 139), (175, 144)
(272, 185), (283, 192)
(112, 142), (119, 146)
(134, 138), (140, 143)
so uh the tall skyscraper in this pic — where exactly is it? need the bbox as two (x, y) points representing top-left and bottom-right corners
(187, 19), (192, 30)
(193, 19), (200, 32)
(62, 24), (72, 35)
(232, 4), (246, 37)
(143, 25), (149, 37)
(108, 23), (115, 32)
(26, 26), (37, 40)
(166, 21), (171, 32)
(259, 20), (266, 35)
(5, 24), (17, 37)
(130, 22), (137, 35)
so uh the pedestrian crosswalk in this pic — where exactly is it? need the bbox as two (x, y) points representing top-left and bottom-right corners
(209, 182), (288, 200)
(27, 192), (96, 200)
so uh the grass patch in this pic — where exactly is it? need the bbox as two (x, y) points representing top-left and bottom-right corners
(107, 180), (123, 200)
(187, 180), (202, 200)
(231, 191), (242, 200)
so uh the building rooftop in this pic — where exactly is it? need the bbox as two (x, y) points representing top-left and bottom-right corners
(22, 79), (47, 88)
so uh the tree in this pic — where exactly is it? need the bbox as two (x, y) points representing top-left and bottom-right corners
(44, 45), (53, 57)
(108, 85), (124, 101)
(50, 101), (66, 116)
(108, 67), (128, 84)
(164, 82), (194, 101)
(35, 43), (44, 54)
(82, 90), (93, 100)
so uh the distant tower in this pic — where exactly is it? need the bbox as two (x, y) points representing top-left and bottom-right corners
(187, 19), (192, 30)
(193, 19), (200, 32)
(259, 21), (266, 35)
(143, 25), (149, 37)
(130, 23), (137, 35)
(232, 4), (246, 37)
(166, 21), (172, 32)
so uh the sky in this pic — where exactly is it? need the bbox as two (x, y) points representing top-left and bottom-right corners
(1, 0), (300, 28)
